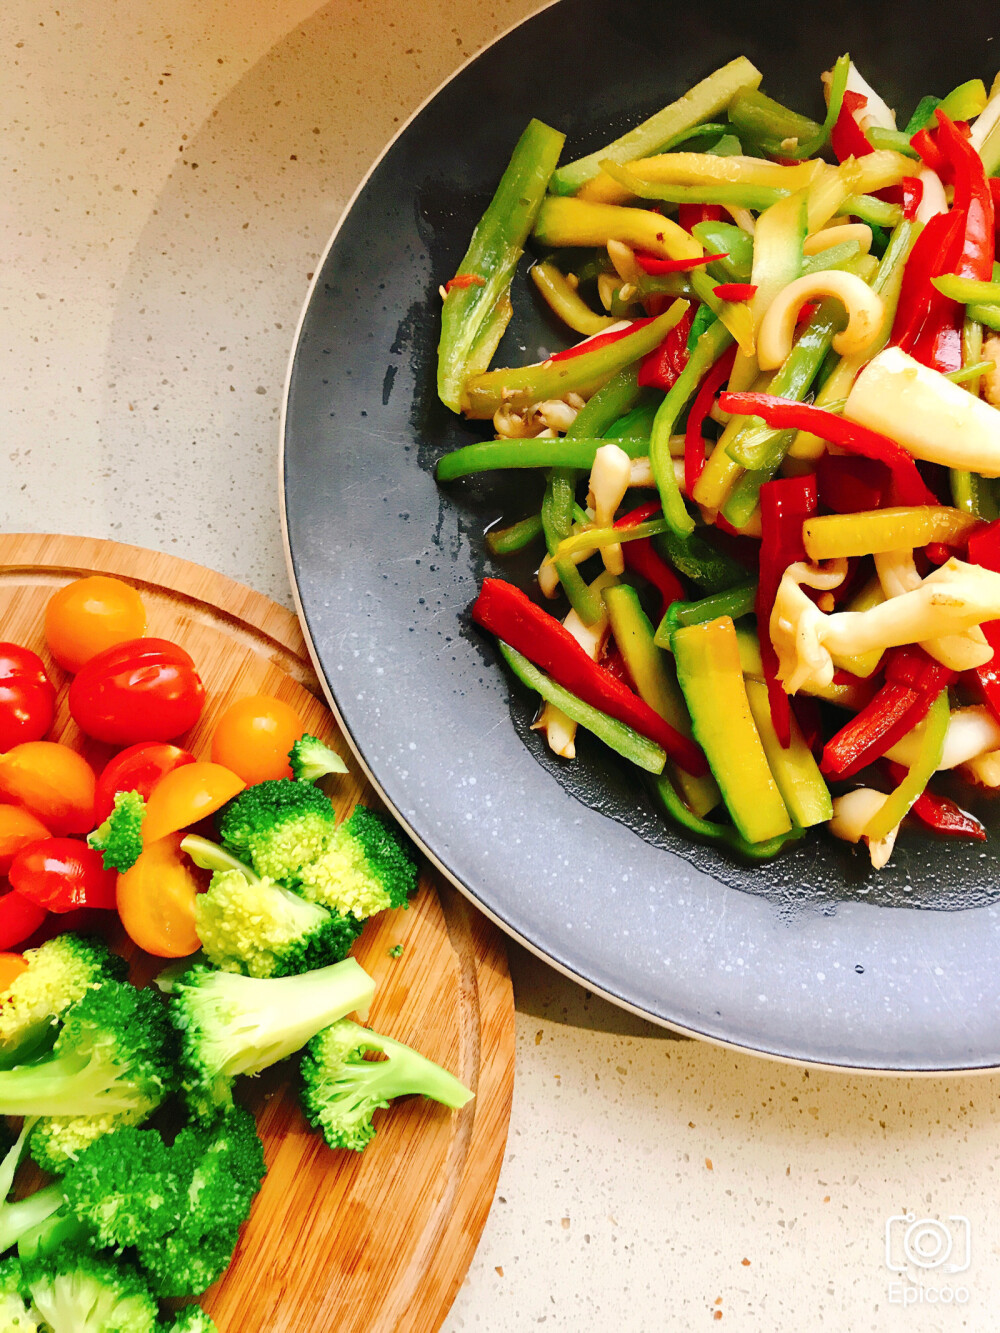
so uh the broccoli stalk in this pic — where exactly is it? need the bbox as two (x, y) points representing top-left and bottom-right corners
(0, 1256), (39, 1331)
(24, 1252), (159, 1332)
(87, 791), (146, 873)
(295, 806), (418, 920)
(301, 1019), (473, 1152)
(0, 1123), (64, 1254)
(287, 734), (348, 783)
(164, 958), (375, 1115)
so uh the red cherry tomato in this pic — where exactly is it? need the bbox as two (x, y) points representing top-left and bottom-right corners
(69, 638), (205, 745)
(0, 892), (47, 950)
(93, 743), (196, 824)
(9, 838), (118, 913)
(0, 645), (56, 752)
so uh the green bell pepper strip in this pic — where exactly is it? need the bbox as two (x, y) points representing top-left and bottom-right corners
(866, 128), (919, 158)
(654, 581), (758, 645)
(801, 241), (862, 275)
(655, 528), (749, 593)
(497, 642), (666, 775)
(550, 56), (762, 196)
(950, 317), (998, 520)
(569, 364), (646, 437)
(863, 690), (950, 841)
(727, 88), (822, 157)
(462, 299), (689, 418)
(672, 122), (733, 150)
(634, 273), (695, 300)
(603, 400), (660, 440)
(651, 771), (803, 859)
(438, 119), (565, 413)
(603, 585), (721, 817)
(691, 221), (754, 282)
(838, 194), (902, 228)
(904, 94), (941, 136)
(649, 319), (736, 537)
(597, 160), (788, 212)
(486, 514), (544, 556)
(436, 435), (649, 481)
(967, 303), (1000, 332)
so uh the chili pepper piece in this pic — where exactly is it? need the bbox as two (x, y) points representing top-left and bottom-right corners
(443, 274), (486, 291)
(614, 506), (685, 618)
(831, 90), (873, 163)
(550, 317), (657, 362)
(712, 283), (758, 302)
(635, 251), (727, 274)
(684, 344), (738, 497)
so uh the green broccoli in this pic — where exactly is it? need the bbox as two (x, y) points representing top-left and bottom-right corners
(295, 806), (418, 920)
(165, 958), (374, 1115)
(30, 1112), (157, 1176)
(0, 1257), (39, 1331)
(217, 780), (337, 882)
(287, 733), (348, 784)
(0, 935), (128, 1070)
(163, 1308), (217, 1333)
(23, 1253), (158, 1332)
(0, 1123), (64, 1253)
(87, 792), (146, 873)
(300, 1019), (473, 1153)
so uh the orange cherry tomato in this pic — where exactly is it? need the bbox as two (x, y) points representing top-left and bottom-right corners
(142, 762), (245, 844)
(211, 694), (306, 785)
(0, 806), (50, 874)
(0, 743), (96, 835)
(116, 832), (200, 957)
(45, 576), (147, 673)
(0, 953), (28, 990)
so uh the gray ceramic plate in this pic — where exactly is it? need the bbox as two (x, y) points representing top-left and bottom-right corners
(282, 0), (1000, 1069)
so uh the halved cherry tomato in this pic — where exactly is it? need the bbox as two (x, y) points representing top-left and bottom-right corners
(142, 762), (244, 844)
(0, 893), (47, 951)
(69, 638), (205, 745)
(0, 743), (96, 835)
(0, 644), (56, 751)
(116, 833), (201, 957)
(0, 953), (28, 990)
(211, 694), (306, 785)
(44, 576), (147, 674)
(0, 806), (51, 874)
(9, 838), (117, 912)
(93, 742), (196, 824)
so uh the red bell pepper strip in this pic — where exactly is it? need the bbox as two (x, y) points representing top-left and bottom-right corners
(684, 344), (738, 496)
(883, 761), (986, 839)
(831, 90), (872, 163)
(443, 273), (486, 292)
(677, 204), (726, 231)
(910, 128), (945, 174)
(472, 578), (707, 774)
(637, 307), (694, 391)
(890, 207), (966, 364)
(821, 646), (955, 778)
(901, 176), (924, 221)
(757, 475), (817, 748)
(549, 318), (656, 363)
(718, 392), (938, 507)
(936, 111), (995, 282)
(815, 453), (887, 514)
(601, 646), (637, 692)
(965, 520), (1000, 726)
(712, 283), (757, 302)
(614, 503), (685, 617)
(634, 251), (726, 274)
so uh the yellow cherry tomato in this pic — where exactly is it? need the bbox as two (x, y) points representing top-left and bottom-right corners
(116, 833), (200, 957)
(0, 742), (96, 835)
(44, 575), (147, 673)
(0, 953), (28, 991)
(142, 762), (245, 844)
(0, 805), (51, 874)
(210, 694), (306, 785)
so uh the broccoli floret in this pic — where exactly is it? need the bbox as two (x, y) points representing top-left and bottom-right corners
(0, 1257), (40, 1331)
(301, 1019), (473, 1152)
(0, 936), (128, 1070)
(162, 1308), (217, 1333)
(0, 981), (175, 1125)
(217, 779), (337, 883)
(29, 1110), (162, 1176)
(24, 1253), (158, 1332)
(295, 806), (418, 920)
(193, 869), (361, 979)
(87, 792), (146, 873)
(287, 734), (347, 784)
(166, 959), (375, 1115)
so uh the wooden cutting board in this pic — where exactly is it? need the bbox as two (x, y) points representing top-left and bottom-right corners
(0, 533), (515, 1333)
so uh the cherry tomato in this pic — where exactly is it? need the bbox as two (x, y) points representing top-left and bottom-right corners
(0, 743), (96, 835)
(0, 806), (51, 874)
(9, 838), (117, 912)
(116, 833), (200, 957)
(0, 893), (47, 950)
(69, 638), (205, 745)
(142, 762), (245, 844)
(44, 576), (147, 673)
(211, 694), (306, 785)
(93, 742), (196, 824)
(0, 953), (27, 990)
(0, 644), (56, 752)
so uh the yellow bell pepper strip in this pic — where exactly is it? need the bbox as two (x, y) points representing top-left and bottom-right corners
(497, 642), (666, 775)
(551, 56), (762, 197)
(529, 262), (616, 336)
(582, 148), (820, 204)
(603, 585), (721, 817)
(744, 679), (832, 828)
(652, 770), (804, 859)
(654, 581), (757, 646)
(534, 196), (702, 263)
(462, 300), (689, 418)
(671, 617), (792, 843)
(555, 518), (672, 560)
(437, 119), (565, 413)
(863, 688), (950, 841)
(802, 507), (978, 562)
(687, 269), (755, 354)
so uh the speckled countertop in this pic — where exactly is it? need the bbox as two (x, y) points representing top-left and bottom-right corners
(5, 2), (1000, 1328)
